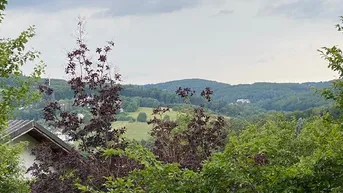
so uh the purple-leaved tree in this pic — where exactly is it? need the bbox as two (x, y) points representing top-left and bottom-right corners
(29, 20), (227, 193)
(29, 20), (141, 193)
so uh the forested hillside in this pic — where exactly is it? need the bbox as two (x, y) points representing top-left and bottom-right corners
(2, 76), (334, 120)
(143, 78), (230, 92)
(146, 79), (333, 112)
(145, 79), (331, 103)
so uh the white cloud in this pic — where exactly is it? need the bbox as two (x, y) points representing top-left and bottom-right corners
(8, 0), (221, 17)
(1, 0), (342, 85)
(258, 0), (343, 20)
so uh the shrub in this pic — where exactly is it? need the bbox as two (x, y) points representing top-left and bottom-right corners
(163, 115), (170, 121)
(117, 113), (136, 122)
(137, 112), (147, 122)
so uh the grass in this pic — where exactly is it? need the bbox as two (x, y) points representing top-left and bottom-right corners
(112, 107), (179, 141)
(113, 121), (152, 141)
(127, 107), (178, 120)
(112, 107), (227, 141)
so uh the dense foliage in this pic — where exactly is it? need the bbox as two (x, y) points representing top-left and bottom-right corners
(84, 114), (343, 193)
(148, 106), (226, 170)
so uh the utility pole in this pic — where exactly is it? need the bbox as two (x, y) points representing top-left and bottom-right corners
(48, 75), (55, 101)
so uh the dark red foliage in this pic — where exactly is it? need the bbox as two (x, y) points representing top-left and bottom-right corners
(38, 83), (53, 95)
(254, 152), (269, 166)
(152, 106), (170, 115)
(29, 20), (141, 193)
(148, 88), (227, 170)
(176, 87), (196, 103)
(201, 87), (214, 102)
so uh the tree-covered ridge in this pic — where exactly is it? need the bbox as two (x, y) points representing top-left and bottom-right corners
(144, 80), (333, 113)
(145, 79), (331, 102)
(3, 76), (332, 119)
(143, 78), (230, 92)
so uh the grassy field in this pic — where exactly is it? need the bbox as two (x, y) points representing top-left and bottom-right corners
(112, 107), (179, 141)
(112, 107), (229, 141)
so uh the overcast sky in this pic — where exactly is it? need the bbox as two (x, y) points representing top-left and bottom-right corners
(1, 0), (343, 85)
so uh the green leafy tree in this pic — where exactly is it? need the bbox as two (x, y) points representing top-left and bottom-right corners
(122, 97), (140, 112)
(87, 114), (343, 193)
(137, 112), (147, 122)
(197, 114), (343, 192)
(0, 0), (44, 192)
(319, 16), (343, 110)
(0, 142), (31, 193)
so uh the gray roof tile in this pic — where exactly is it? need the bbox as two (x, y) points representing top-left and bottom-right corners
(3, 120), (71, 152)
(5, 120), (34, 135)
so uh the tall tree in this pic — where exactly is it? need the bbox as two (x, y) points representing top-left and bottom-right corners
(29, 20), (140, 193)
(0, 0), (45, 192)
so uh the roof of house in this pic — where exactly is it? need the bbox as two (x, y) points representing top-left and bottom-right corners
(4, 120), (72, 152)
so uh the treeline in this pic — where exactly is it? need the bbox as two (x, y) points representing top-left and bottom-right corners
(146, 79), (332, 110)
(48, 78), (333, 113)
(145, 79), (331, 102)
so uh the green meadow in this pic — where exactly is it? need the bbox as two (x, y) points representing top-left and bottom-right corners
(112, 107), (179, 140)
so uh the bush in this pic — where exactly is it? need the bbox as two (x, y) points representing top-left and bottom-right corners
(124, 103), (139, 112)
(122, 97), (140, 112)
(117, 113), (136, 122)
(163, 115), (170, 121)
(137, 112), (147, 122)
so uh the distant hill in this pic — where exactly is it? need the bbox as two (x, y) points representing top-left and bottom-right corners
(1, 76), (335, 117)
(144, 78), (229, 93)
(143, 78), (331, 103)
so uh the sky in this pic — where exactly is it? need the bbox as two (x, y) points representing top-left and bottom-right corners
(1, 0), (343, 85)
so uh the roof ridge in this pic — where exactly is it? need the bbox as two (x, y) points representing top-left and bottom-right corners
(4, 120), (72, 152)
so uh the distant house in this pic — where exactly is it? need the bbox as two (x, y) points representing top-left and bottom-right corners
(3, 120), (71, 177)
(236, 99), (251, 104)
